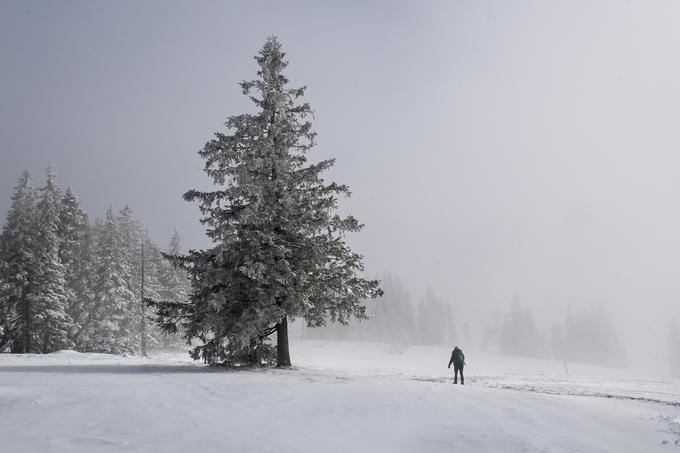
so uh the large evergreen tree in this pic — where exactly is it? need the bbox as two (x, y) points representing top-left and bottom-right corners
(137, 231), (166, 353)
(32, 166), (71, 352)
(59, 188), (94, 347)
(117, 205), (145, 352)
(153, 37), (381, 366)
(0, 172), (39, 352)
(85, 208), (136, 353)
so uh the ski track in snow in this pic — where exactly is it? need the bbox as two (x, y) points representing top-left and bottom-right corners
(1, 342), (680, 452)
(300, 368), (680, 421)
(292, 364), (680, 410)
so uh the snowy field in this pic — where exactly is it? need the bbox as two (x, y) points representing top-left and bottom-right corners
(1, 340), (679, 453)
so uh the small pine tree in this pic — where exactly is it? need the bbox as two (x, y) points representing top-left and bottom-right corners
(152, 37), (382, 366)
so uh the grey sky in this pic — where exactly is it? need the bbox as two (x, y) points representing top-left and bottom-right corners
(2, 1), (680, 367)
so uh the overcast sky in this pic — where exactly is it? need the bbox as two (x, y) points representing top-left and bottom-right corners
(2, 0), (680, 364)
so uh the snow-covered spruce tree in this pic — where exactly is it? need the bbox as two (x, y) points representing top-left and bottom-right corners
(137, 231), (165, 352)
(0, 254), (4, 348)
(117, 205), (146, 352)
(0, 172), (39, 352)
(158, 230), (190, 305)
(58, 188), (94, 348)
(31, 166), (72, 352)
(157, 230), (190, 348)
(152, 37), (382, 366)
(85, 207), (136, 354)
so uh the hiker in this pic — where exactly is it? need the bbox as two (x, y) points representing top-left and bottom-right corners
(448, 346), (465, 385)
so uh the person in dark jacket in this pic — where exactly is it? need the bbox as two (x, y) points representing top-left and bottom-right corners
(448, 346), (466, 384)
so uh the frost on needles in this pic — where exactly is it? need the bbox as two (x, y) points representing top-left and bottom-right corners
(151, 36), (382, 367)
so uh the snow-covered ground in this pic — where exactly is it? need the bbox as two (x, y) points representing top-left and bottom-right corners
(1, 340), (679, 452)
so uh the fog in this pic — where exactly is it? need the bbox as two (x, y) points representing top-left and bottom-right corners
(2, 1), (680, 373)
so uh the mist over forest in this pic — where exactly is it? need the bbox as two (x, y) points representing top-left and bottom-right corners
(2, 1), (680, 376)
(1, 163), (676, 374)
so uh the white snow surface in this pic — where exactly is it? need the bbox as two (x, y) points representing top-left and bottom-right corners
(1, 340), (679, 452)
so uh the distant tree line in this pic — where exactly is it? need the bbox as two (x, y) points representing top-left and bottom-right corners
(0, 167), (190, 354)
(306, 275), (460, 351)
(482, 296), (627, 368)
(311, 282), (635, 370)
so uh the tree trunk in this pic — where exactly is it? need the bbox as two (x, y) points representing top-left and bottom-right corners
(22, 290), (30, 353)
(276, 316), (291, 367)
